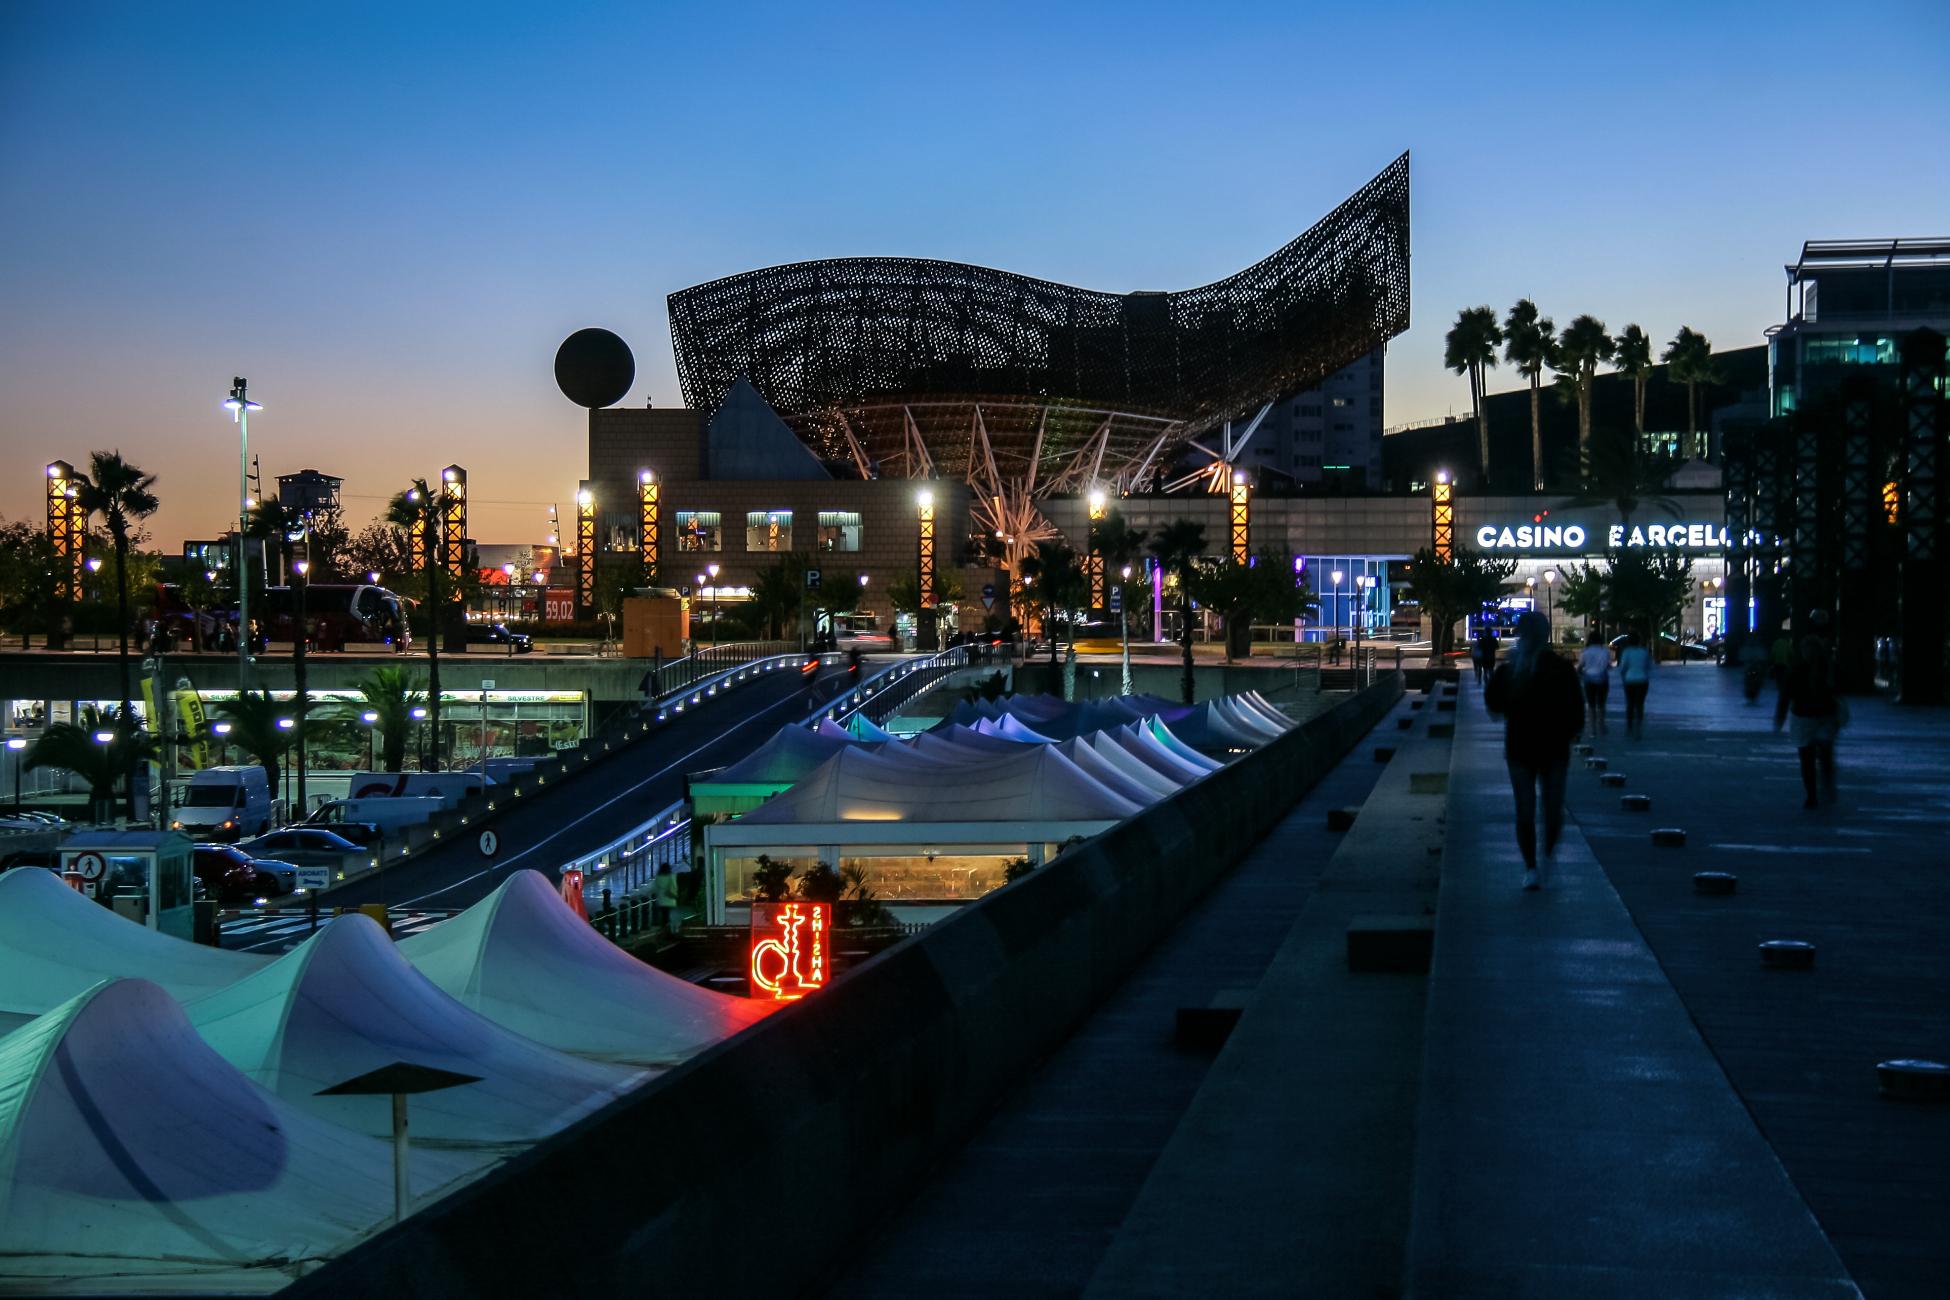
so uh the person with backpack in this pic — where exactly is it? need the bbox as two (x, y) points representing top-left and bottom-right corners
(1775, 635), (1846, 808)
(1484, 611), (1585, 891)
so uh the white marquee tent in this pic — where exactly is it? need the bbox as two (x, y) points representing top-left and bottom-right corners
(401, 870), (771, 1068)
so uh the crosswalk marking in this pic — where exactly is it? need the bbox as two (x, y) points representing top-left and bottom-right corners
(222, 909), (455, 952)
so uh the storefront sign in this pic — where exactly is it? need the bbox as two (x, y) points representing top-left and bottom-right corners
(1473, 520), (1729, 553)
(750, 901), (830, 1001)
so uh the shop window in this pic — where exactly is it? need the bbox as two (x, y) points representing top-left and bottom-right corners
(746, 510), (793, 552)
(817, 510), (862, 552)
(674, 511), (722, 552)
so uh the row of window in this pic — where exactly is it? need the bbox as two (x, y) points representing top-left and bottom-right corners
(672, 510), (864, 553)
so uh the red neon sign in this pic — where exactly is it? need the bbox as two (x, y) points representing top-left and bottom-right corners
(750, 901), (830, 1001)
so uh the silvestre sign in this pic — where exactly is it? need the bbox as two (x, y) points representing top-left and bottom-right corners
(1473, 521), (1731, 553)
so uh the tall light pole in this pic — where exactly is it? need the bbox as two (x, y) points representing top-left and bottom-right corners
(706, 561), (721, 647)
(1330, 569), (1345, 649)
(1544, 569), (1557, 628)
(6, 737), (25, 810)
(223, 379), (262, 691)
(1354, 574), (1371, 660)
(293, 558), (310, 815)
(1119, 563), (1134, 696)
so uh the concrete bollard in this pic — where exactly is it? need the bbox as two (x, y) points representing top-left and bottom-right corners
(1621, 794), (1652, 812)
(1759, 940), (1816, 970)
(1346, 915), (1434, 973)
(1373, 746), (1397, 763)
(1573, 743), (1594, 756)
(1585, 756), (1609, 770)
(1398, 716), (1414, 730)
(1692, 870), (1736, 894)
(1876, 1059), (1950, 1102)
(1599, 772), (1626, 787)
(1436, 699), (1457, 713)
(1653, 827), (1686, 847)
(1326, 807), (1359, 832)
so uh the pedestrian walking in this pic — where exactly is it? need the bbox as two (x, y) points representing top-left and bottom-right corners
(1485, 611), (1584, 891)
(1775, 635), (1846, 808)
(1577, 630), (1612, 734)
(1617, 631), (1652, 738)
(1471, 627), (1498, 686)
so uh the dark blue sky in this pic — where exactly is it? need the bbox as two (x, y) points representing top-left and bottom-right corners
(4, 1), (1947, 545)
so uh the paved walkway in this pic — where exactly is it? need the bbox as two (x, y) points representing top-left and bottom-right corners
(1407, 672), (1858, 1297)
(831, 690), (1419, 1298)
(1558, 666), (1950, 1299)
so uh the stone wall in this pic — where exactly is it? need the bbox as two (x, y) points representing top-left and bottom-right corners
(287, 675), (1404, 1299)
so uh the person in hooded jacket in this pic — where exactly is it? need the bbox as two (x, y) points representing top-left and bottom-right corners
(1484, 610), (1585, 891)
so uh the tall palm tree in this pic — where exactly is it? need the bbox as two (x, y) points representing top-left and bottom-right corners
(1091, 509), (1150, 694)
(73, 451), (160, 816)
(1662, 327), (1720, 452)
(1612, 324), (1655, 438)
(207, 689), (325, 797)
(1504, 299), (1556, 490)
(336, 666), (426, 772)
(245, 498), (304, 586)
(1147, 520), (1207, 704)
(387, 481), (444, 769)
(1445, 307), (1503, 485)
(1552, 315), (1614, 468)
(26, 705), (158, 823)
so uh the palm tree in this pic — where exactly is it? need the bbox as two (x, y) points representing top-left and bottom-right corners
(1445, 307), (1503, 484)
(1504, 300), (1556, 490)
(1091, 509), (1150, 694)
(208, 689), (324, 796)
(25, 706), (158, 823)
(336, 666), (426, 772)
(1147, 520), (1207, 703)
(73, 451), (160, 816)
(1552, 315), (1614, 467)
(1612, 324), (1655, 438)
(1662, 327), (1720, 452)
(245, 498), (304, 587)
(1571, 424), (1684, 532)
(747, 562), (802, 640)
(387, 481), (444, 769)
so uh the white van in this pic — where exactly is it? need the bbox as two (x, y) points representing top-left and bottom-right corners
(170, 767), (275, 842)
(307, 797), (448, 835)
(343, 772), (489, 806)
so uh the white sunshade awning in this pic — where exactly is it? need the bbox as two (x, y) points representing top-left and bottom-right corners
(400, 870), (771, 1068)
(0, 977), (476, 1294)
(703, 725), (856, 788)
(185, 914), (641, 1151)
(1058, 737), (1178, 804)
(735, 742), (1144, 827)
(0, 865), (266, 1020)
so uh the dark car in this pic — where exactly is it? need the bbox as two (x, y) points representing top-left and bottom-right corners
(193, 844), (298, 904)
(239, 827), (367, 867)
(465, 622), (533, 653)
(297, 817), (383, 850)
(1609, 632), (1713, 661)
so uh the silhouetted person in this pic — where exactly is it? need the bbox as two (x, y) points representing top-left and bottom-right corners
(1617, 631), (1652, 739)
(1485, 611), (1584, 891)
(1577, 630), (1612, 734)
(1776, 635), (1845, 809)
(1471, 627), (1497, 686)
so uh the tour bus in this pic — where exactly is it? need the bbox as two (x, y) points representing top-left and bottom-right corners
(154, 581), (407, 648)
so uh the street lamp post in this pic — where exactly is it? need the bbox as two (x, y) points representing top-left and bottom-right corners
(1544, 569), (1557, 628)
(1354, 574), (1371, 662)
(223, 379), (262, 691)
(275, 717), (295, 815)
(1119, 564), (1134, 696)
(706, 562), (720, 649)
(293, 559), (310, 815)
(361, 711), (379, 771)
(86, 557), (103, 651)
(411, 706), (428, 771)
(211, 721), (232, 767)
(1330, 570), (1345, 657)
(6, 737), (25, 809)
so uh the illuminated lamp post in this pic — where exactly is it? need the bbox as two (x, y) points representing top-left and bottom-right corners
(1119, 564), (1134, 695)
(45, 462), (84, 625)
(222, 380), (263, 689)
(706, 562), (721, 648)
(211, 721), (232, 767)
(638, 469), (659, 585)
(276, 716), (295, 809)
(575, 488), (596, 616)
(1432, 469), (1454, 563)
(1544, 568), (1558, 628)
(1330, 569), (1345, 650)
(360, 711), (379, 772)
(1229, 471), (1250, 565)
(916, 488), (937, 652)
(1354, 573), (1372, 660)
(1087, 489), (1108, 610)
(293, 559), (310, 814)
(86, 558), (104, 651)
(6, 737), (25, 809)
(411, 705), (429, 771)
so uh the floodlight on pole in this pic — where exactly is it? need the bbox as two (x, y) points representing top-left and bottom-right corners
(916, 489), (936, 611)
(1087, 489), (1108, 608)
(1432, 470), (1454, 563)
(575, 486), (596, 615)
(637, 469), (659, 584)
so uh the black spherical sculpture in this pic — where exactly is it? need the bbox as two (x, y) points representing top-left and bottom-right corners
(554, 328), (635, 408)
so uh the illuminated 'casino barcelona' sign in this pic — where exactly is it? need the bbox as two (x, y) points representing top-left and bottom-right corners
(1474, 521), (1730, 553)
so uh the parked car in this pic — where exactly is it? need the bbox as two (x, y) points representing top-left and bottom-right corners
(465, 621), (532, 653)
(238, 827), (366, 868)
(307, 796), (447, 835)
(193, 844), (298, 903)
(171, 766), (277, 841)
(303, 819), (383, 850)
(1609, 632), (1714, 661)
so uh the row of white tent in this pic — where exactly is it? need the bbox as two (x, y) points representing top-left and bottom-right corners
(0, 865), (767, 1293)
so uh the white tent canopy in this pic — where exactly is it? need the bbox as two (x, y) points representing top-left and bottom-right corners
(0, 865), (266, 1024)
(1054, 737), (1175, 806)
(401, 870), (771, 1068)
(0, 977), (476, 1294)
(737, 743), (1142, 827)
(186, 914), (640, 1150)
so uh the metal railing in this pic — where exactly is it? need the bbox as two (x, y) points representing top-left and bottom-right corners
(641, 641), (799, 702)
(802, 645), (972, 730)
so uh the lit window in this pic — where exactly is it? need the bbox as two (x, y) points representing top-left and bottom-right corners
(746, 510), (793, 552)
(674, 511), (722, 552)
(817, 510), (862, 552)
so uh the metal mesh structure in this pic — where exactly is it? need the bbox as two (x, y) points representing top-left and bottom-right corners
(668, 153), (1409, 487)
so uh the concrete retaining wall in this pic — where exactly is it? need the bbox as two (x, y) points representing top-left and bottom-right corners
(288, 675), (1405, 1299)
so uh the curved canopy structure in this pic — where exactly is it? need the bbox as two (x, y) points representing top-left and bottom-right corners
(668, 153), (1410, 498)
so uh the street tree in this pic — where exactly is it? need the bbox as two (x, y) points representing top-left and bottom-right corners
(1187, 549), (1315, 661)
(335, 666), (426, 772)
(26, 706), (158, 823)
(387, 482), (445, 768)
(1552, 315), (1614, 467)
(1504, 299), (1557, 490)
(0, 518), (60, 648)
(73, 451), (160, 816)
(1662, 326), (1720, 447)
(1146, 519), (1208, 703)
(1612, 324), (1655, 436)
(1404, 546), (1516, 658)
(1445, 306), (1503, 484)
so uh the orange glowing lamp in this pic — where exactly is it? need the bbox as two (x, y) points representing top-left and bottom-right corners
(750, 901), (831, 1001)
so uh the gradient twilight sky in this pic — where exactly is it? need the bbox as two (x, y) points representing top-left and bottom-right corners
(4, 1), (1947, 549)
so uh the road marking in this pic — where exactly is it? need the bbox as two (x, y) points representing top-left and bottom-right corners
(395, 686), (816, 906)
(227, 909), (452, 952)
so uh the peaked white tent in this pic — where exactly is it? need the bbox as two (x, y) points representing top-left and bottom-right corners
(1211, 696), (1288, 745)
(0, 978), (476, 1294)
(1074, 733), (1186, 801)
(1053, 737), (1174, 806)
(186, 914), (640, 1149)
(401, 870), (771, 1068)
(1109, 722), (1219, 784)
(1147, 717), (1228, 769)
(843, 712), (901, 742)
(691, 725), (858, 814)
(975, 714), (1057, 744)
(0, 865), (266, 1025)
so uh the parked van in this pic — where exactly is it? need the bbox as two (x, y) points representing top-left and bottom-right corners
(307, 797), (448, 835)
(170, 767), (275, 842)
(343, 772), (488, 806)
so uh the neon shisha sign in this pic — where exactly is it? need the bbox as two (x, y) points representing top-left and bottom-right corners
(750, 901), (831, 1001)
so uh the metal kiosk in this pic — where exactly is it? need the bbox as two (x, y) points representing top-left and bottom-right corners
(58, 829), (196, 941)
